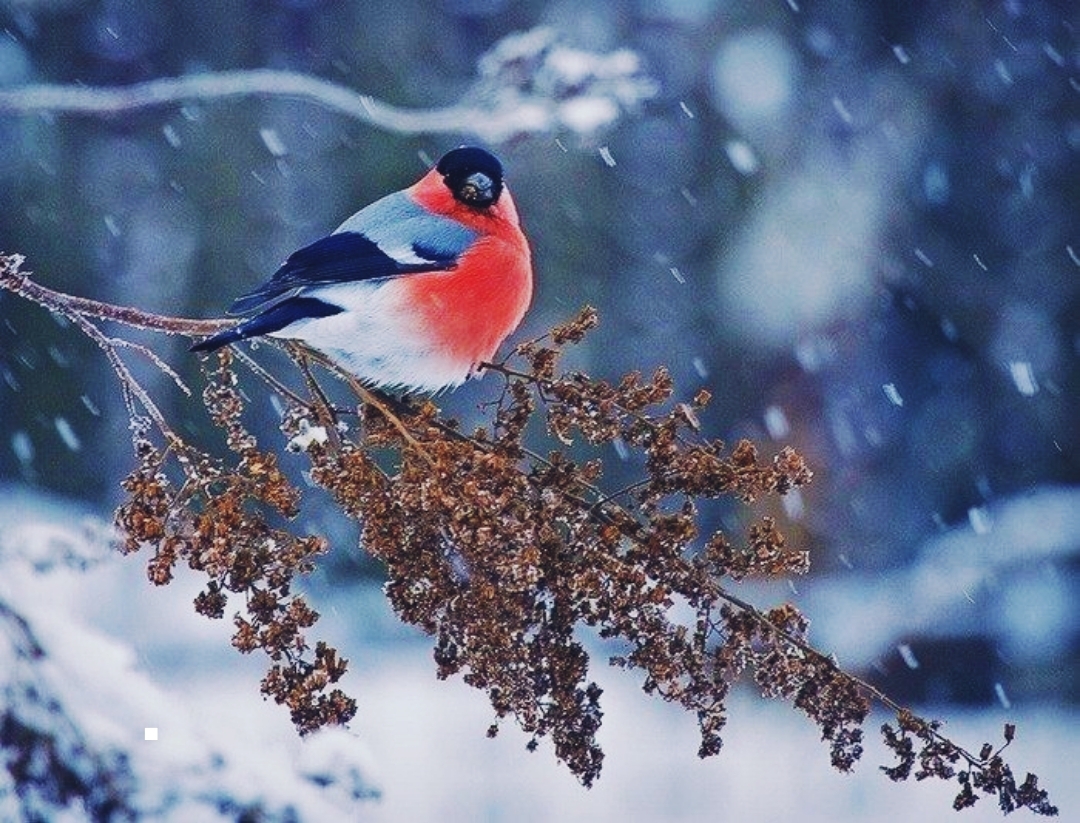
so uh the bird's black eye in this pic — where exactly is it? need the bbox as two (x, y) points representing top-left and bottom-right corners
(437, 146), (504, 209)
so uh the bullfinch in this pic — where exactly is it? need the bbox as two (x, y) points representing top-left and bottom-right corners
(191, 146), (533, 393)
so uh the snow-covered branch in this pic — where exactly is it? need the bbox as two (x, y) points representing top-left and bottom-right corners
(0, 27), (656, 142)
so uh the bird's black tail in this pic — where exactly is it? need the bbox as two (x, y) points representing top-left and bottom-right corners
(189, 296), (344, 353)
(190, 326), (247, 353)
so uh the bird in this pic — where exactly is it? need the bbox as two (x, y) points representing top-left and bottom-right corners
(191, 146), (533, 393)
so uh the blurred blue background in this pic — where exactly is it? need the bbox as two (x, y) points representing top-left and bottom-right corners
(0, 1), (1076, 820)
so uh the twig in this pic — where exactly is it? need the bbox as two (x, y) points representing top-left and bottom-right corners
(0, 262), (230, 337)
(112, 338), (192, 397)
(485, 360), (702, 450)
(286, 343), (344, 451)
(61, 303), (176, 443)
(1, 255), (191, 442)
(229, 347), (311, 409)
(711, 586), (986, 766)
(590, 478), (653, 511)
(287, 343), (436, 465)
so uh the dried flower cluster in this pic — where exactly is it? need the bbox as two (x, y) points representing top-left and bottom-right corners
(880, 714), (1056, 816)
(0, 253), (1059, 816)
(114, 352), (355, 734)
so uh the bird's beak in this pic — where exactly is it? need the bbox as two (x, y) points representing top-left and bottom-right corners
(460, 172), (495, 205)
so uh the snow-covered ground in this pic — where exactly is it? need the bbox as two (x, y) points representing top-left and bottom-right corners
(352, 646), (1076, 823)
(0, 485), (377, 821)
(1, 483), (1075, 821)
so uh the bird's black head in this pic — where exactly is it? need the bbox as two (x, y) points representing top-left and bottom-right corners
(437, 146), (504, 208)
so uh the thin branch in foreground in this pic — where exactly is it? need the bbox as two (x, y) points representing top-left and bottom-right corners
(0, 257), (231, 337)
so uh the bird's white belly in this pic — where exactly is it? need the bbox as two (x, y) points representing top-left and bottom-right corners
(268, 281), (472, 392)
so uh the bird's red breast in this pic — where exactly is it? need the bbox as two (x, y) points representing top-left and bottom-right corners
(403, 168), (533, 368)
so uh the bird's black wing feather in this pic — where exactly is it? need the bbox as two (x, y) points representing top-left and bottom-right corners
(190, 296), (344, 353)
(227, 231), (450, 316)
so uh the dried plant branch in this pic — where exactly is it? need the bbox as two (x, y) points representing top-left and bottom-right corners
(0, 259), (230, 337)
(111, 337), (193, 397)
(1, 256), (183, 441)
(285, 343), (437, 463)
(0, 252), (1058, 816)
(229, 346), (311, 409)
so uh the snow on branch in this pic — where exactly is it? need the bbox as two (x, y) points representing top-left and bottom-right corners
(0, 27), (657, 142)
